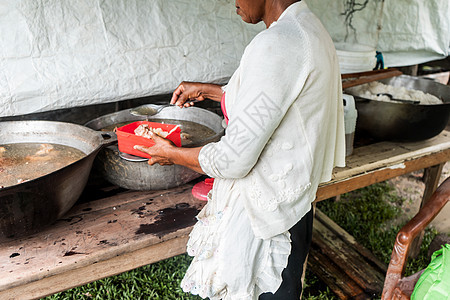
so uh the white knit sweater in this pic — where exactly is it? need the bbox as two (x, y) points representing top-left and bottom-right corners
(199, 1), (345, 239)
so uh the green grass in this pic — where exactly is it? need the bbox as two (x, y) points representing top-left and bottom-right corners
(316, 182), (437, 276)
(318, 182), (403, 264)
(44, 254), (200, 300)
(44, 181), (437, 300)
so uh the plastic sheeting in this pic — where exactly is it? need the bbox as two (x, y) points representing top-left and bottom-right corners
(1, 0), (449, 117)
(0, 0), (263, 117)
(306, 0), (450, 67)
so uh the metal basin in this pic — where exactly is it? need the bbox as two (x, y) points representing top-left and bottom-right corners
(85, 106), (224, 190)
(0, 120), (115, 240)
(347, 75), (450, 142)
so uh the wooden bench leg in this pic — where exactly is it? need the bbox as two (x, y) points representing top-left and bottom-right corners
(409, 163), (445, 258)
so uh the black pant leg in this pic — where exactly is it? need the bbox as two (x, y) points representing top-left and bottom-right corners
(258, 208), (314, 300)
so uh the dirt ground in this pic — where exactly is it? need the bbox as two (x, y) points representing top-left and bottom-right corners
(387, 161), (450, 234)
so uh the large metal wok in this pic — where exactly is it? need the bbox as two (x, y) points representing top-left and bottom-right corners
(348, 75), (450, 142)
(85, 106), (224, 190)
(0, 120), (115, 240)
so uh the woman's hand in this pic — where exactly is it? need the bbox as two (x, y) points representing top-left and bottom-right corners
(134, 131), (205, 174)
(171, 82), (223, 107)
(134, 132), (175, 166)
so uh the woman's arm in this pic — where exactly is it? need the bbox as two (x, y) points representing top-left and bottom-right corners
(134, 132), (205, 174)
(171, 82), (223, 107)
(134, 81), (224, 174)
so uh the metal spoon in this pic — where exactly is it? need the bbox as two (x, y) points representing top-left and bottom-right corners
(130, 100), (202, 117)
(130, 104), (172, 117)
(376, 93), (420, 105)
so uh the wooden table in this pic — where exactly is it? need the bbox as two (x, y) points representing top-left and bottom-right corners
(1, 130), (450, 300)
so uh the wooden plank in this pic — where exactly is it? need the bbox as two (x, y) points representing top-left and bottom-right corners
(0, 235), (190, 300)
(312, 224), (382, 291)
(341, 69), (403, 89)
(316, 131), (450, 201)
(308, 247), (366, 299)
(316, 149), (450, 201)
(310, 209), (386, 299)
(312, 210), (386, 293)
(315, 210), (387, 274)
(331, 131), (450, 181)
(0, 184), (205, 293)
(341, 68), (401, 80)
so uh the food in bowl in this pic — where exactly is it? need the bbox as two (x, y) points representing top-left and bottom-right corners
(101, 118), (217, 147)
(134, 123), (177, 139)
(116, 121), (182, 158)
(346, 81), (443, 105)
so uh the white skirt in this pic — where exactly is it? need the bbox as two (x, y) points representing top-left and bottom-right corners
(181, 178), (292, 299)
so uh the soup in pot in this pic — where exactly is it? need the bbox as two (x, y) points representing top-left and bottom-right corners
(0, 143), (86, 188)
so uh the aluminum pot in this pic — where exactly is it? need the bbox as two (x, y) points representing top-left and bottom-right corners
(0, 120), (116, 240)
(85, 106), (224, 190)
(348, 75), (450, 142)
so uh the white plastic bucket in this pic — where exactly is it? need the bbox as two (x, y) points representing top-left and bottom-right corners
(343, 94), (357, 156)
(335, 42), (377, 74)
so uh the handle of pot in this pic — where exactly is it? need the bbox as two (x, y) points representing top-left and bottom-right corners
(98, 131), (118, 147)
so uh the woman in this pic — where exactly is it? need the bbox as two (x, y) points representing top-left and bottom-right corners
(135, 0), (345, 298)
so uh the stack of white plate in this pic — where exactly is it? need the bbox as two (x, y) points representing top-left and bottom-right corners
(334, 42), (377, 74)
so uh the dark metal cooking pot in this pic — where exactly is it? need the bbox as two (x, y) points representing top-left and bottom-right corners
(0, 120), (116, 240)
(85, 106), (224, 191)
(348, 75), (450, 142)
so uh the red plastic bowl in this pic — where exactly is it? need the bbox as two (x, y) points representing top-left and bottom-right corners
(116, 121), (181, 158)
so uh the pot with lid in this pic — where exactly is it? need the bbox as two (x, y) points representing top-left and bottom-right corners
(85, 106), (224, 191)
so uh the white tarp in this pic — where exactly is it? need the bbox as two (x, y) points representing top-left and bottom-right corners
(0, 0), (263, 117)
(1, 0), (448, 117)
(306, 0), (450, 67)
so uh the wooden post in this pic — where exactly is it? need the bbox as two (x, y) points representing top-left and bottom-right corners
(409, 163), (445, 258)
